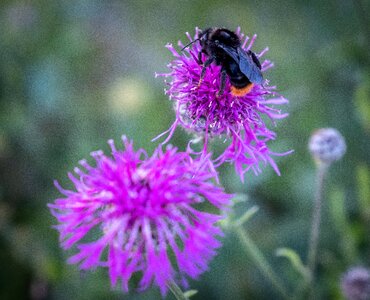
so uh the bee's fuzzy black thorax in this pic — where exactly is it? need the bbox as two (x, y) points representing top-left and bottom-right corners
(196, 27), (263, 96)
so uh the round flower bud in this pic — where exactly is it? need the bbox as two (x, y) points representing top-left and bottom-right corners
(308, 128), (346, 164)
(341, 266), (370, 300)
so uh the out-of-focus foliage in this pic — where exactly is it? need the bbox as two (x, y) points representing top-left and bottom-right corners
(0, 0), (369, 299)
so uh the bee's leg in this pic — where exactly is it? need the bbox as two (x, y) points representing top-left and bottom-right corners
(197, 49), (208, 65)
(198, 51), (203, 65)
(217, 68), (227, 97)
(198, 56), (214, 87)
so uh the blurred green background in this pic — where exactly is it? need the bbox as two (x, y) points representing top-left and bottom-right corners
(0, 0), (369, 299)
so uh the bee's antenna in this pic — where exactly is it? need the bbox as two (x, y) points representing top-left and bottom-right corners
(181, 38), (200, 51)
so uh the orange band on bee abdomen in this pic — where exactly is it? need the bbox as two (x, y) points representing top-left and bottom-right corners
(230, 83), (254, 97)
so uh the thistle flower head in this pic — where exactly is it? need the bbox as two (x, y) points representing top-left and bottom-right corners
(156, 27), (290, 180)
(341, 266), (370, 300)
(309, 128), (346, 165)
(48, 137), (231, 295)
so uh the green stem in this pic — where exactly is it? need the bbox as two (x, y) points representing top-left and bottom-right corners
(235, 226), (290, 299)
(306, 163), (328, 297)
(167, 280), (188, 300)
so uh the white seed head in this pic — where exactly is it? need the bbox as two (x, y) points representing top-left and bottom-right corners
(309, 128), (346, 164)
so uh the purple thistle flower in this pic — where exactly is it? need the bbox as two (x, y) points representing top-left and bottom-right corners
(48, 136), (231, 295)
(155, 27), (291, 180)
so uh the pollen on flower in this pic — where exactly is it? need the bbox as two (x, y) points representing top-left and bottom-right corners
(155, 27), (291, 180)
(48, 136), (231, 295)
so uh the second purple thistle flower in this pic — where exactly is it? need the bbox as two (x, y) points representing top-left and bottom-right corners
(156, 27), (291, 180)
(48, 137), (231, 295)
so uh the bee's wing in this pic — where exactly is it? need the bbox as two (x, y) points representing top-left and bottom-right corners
(237, 48), (263, 84)
(216, 43), (240, 63)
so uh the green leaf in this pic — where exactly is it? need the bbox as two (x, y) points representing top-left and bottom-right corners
(231, 193), (249, 204)
(233, 205), (259, 227)
(183, 290), (198, 298)
(276, 248), (310, 281)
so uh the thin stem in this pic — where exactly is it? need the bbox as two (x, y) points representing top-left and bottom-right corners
(235, 226), (290, 299)
(306, 163), (328, 294)
(167, 280), (189, 300)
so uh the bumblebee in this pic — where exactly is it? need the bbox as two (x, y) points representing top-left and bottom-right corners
(183, 27), (263, 97)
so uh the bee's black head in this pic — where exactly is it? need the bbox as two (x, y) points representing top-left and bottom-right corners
(210, 28), (240, 47)
(198, 28), (213, 47)
(181, 27), (240, 51)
